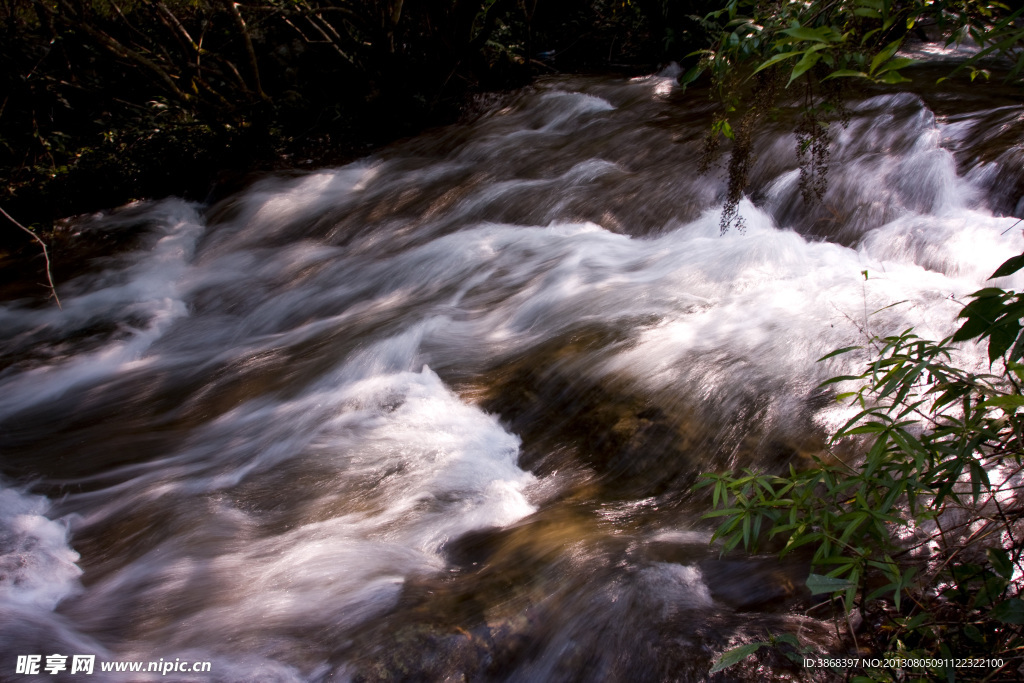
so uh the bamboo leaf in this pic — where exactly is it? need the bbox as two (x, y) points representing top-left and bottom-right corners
(980, 395), (1024, 409)
(817, 374), (862, 388)
(806, 573), (856, 595)
(869, 38), (903, 76)
(991, 253), (1024, 279)
(780, 26), (840, 43)
(991, 599), (1024, 624)
(788, 50), (821, 85)
(710, 642), (766, 673)
(988, 548), (1013, 580)
(817, 346), (863, 362)
(752, 50), (805, 74)
(876, 57), (917, 74)
(877, 70), (911, 84)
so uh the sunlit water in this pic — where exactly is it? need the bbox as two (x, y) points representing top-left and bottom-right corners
(1, 70), (1023, 681)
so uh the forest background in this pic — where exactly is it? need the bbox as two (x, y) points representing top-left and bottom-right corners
(0, 0), (720, 238)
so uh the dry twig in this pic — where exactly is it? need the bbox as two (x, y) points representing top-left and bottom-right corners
(0, 205), (61, 309)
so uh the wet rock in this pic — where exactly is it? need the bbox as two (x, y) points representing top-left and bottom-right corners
(698, 558), (807, 611)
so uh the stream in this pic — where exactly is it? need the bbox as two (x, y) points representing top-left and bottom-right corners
(1, 68), (1023, 681)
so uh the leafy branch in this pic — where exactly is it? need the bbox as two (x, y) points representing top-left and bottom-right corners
(691, 0), (1024, 232)
(701, 251), (1024, 678)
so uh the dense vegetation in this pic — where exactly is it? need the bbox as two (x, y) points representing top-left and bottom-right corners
(2, 1), (1021, 279)
(688, 0), (1024, 232)
(695, 3), (1024, 678)
(2, 0), (514, 226)
(0, 0), (723, 302)
(704, 258), (1024, 680)
(0, 0), (722, 233)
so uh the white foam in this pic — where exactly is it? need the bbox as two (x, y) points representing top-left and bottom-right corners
(535, 90), (616, 130)
(631, 62), (681, 96)
(203, 163), (380, 250)
(0, 484), (82, 611)
(0, 200), (203, 415)
(63, 366), (535, 657)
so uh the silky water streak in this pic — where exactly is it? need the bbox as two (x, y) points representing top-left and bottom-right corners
(0, 73), (1022, 681)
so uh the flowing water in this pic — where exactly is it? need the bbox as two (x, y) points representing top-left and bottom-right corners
(1, 69), (1023, 681)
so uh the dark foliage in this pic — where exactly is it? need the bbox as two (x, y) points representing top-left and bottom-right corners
(0, 0), (714, 244)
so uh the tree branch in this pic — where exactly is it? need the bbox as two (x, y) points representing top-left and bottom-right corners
(220, 0), (266, 99)
(0, 205), (61, 309)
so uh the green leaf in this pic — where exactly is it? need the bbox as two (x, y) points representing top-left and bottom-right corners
(704, 507), (744, 518)
(991, 599), (1024, 624)
(990, 253), (1024, 279)
(876, 57), (917, 74)
(772, 633), (801, 648)
(817, 346), (863, 362)
(822, 69), (869, 81)
(752, 50), (805, 75)
(975, 573), (1009, 607)
(899, 612), (930, 630)
(987, 548), (1014, 580)
(788, 50), (821, 85)
(954, 315), (993, 343)
(817, 374), (862, 387)
(680, 66), (704, 87)
(869, 38), (903, 76)
(871, 300), (910, 315)
(844, 422), (887, 435)
(877, 71), (911, 84)
(1008, 361), (1024, 382)
(965, 288), (1007, 299)
(989, 320), (1021, 361)
(846, 568), (860, 607)
(806, 573), (856, 595)
(980, 395), (1024, 410)
(780, 26), (840, 43)
(710, 642), (766, 673)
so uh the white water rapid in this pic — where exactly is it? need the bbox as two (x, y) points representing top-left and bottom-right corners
(1, 71), (1022, 681)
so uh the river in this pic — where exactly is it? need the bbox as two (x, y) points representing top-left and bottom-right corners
(1, 68), (1022, 681)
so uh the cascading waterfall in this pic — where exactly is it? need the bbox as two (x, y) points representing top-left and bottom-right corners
(1, 69), (1022, 681)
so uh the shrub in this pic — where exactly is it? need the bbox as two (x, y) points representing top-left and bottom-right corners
(702, 253), (1024, 680)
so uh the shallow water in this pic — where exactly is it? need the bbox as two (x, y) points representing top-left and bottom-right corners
(1, 70), (1023, 681)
